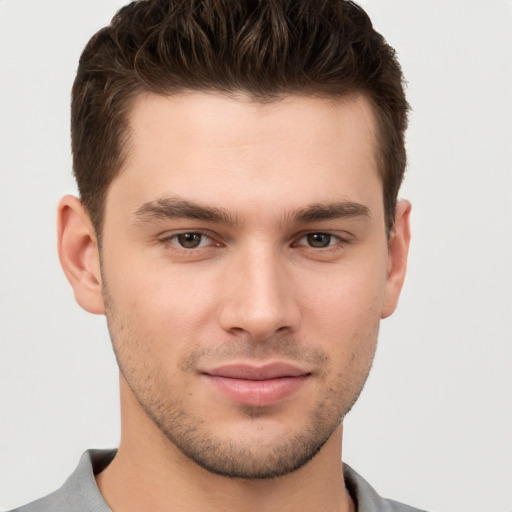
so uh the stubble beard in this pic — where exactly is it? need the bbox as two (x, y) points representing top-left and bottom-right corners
(103, 290), (376, 480)
(135, 388), (342, 479)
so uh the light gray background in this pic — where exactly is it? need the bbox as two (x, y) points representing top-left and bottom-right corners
(1, 1), (511, 511)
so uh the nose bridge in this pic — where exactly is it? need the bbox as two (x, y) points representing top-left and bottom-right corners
(219, 240), (298, 339)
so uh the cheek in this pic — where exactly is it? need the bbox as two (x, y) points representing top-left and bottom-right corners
(295, 253), (387, 373)
(103, 255), (221, 351)
(298, 256), (388, 329)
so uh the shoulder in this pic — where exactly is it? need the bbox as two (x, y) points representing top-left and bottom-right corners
(6, 450), (115, 512)
(7, 488), (74, 512)
(343, 464), (429, 512)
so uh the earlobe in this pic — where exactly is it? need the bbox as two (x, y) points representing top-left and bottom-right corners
(381, 200), (411, 319)
(57, 195), (105, 315)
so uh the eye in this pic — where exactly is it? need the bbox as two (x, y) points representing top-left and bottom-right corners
(296, 233), (340, 248)
(168, 232), (213, 249)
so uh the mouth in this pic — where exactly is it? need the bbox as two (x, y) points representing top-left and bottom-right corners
(202, 362), (311, 407)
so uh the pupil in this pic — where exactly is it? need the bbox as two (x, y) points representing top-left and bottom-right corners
(308, 233), (330, 248)
(178, 233), (202, 248)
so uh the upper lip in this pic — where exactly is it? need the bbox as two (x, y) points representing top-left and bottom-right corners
(203, 362), (310, 380)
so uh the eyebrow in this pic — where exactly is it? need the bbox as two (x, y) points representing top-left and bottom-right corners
(134, 197), (239, 225)
(291, 202), (370, 224)
(133, 196), (370, 226)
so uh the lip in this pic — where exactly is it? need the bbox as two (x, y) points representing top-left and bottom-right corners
(202, 362), (311, 407)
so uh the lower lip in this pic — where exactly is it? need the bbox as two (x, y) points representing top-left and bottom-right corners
(205, 375), (309, 407)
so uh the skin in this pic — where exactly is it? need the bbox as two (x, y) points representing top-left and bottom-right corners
(58, 92), (411, 512)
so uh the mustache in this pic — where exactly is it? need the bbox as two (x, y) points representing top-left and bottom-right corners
(179, 335), (329, 372)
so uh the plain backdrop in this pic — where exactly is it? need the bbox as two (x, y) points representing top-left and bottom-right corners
(1, 1), (511, 511)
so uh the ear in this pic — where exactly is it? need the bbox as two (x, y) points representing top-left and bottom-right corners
(381, 200), (411, 319)
(57, 195), (105, 315)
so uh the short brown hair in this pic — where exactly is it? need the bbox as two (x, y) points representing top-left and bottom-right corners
(72, 0), (409, 235)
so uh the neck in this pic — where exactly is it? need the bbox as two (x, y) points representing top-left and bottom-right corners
(95, 377), (355, 512)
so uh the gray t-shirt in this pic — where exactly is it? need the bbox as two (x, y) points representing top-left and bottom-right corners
(9, 450), (427, 512)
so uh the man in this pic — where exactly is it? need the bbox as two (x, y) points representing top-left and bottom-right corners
(10, 0), (422, 510)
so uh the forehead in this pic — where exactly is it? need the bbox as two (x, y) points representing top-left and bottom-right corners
(105, 91), (382, 222)
(126, 91), (379, 164)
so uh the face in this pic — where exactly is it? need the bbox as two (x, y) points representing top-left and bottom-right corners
(94, 92), (403, 478)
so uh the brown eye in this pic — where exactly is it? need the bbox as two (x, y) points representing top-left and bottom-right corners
(176, 233), (204, 248)
(306, 233), (332, 248)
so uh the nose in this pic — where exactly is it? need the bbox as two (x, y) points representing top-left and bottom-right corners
(217, 244), (300, 340)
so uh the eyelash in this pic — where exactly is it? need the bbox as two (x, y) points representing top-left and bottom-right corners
(160, 230), (219, 251)
(159, 231), (349, 253)
(292, 233), (347, 250)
